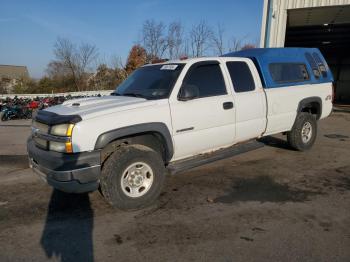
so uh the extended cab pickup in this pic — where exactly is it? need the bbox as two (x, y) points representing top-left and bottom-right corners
(28, 48), (333, 209)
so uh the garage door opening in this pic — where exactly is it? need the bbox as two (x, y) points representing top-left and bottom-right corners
(285, 5), (350, 105)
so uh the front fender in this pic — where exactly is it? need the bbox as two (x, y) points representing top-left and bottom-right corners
(94, 122), (174, 162)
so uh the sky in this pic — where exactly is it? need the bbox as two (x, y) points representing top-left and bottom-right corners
(0, 0), (263, 78)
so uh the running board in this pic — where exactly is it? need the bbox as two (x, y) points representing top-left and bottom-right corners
(167, 140), (264, 175)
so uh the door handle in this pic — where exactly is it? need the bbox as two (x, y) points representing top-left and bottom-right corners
(223, 102), (233, 110)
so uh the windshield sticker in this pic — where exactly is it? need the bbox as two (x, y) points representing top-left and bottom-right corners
(160, 64), (178, 70)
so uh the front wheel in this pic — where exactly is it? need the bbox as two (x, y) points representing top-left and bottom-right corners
(100, 144), (166, 210)
(0, 112), (7, 121)
(287, 112), (317, 151)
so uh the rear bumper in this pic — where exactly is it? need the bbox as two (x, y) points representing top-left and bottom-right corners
(27, 138), (101, 193)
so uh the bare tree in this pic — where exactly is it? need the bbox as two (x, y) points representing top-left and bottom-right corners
(253, 37), (260, 48)
(189, 21), (212, 57)
(141, 20), (168, 61)
(53, 37), (98, 91)
(227, 35), (249, 53)
(227, 37), (242, 52)
(79, 43), (98, 72)
(53, 38), (77, 86)
(182, 38), (190, 58)
(211, 23), (225, 56)
(110, 54), (125, 70)
(167, 21), (184, 59)
(46, 61), (69, 79)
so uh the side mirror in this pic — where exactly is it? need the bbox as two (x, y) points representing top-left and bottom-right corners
(178, 84), (199, 101)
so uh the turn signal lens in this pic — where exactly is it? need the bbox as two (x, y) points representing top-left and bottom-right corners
(66, 124), (74, 137)
(65, 142), (73, 153)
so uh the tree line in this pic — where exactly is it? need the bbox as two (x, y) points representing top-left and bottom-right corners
(8, 19), (257, 94)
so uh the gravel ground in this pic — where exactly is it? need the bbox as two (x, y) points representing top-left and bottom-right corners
(0, 112), (349, 262)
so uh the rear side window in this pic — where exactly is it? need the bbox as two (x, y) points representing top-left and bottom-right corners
(183, 63), (227, 98)
(312, 52), (328, 78)
(226, 62), (255, 93)
(269, 63), (309, 83)
(305, 52), (321, 79)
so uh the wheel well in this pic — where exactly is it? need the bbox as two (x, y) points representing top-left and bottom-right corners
(300, 101), (321, 120)
(101, 132), (168, 165)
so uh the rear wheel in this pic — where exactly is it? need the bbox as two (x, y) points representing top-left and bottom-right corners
(100, 144), (166, 210)
(287, 112), (317, 151)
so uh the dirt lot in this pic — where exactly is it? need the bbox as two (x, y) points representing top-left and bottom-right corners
(0, 113), (349, 262)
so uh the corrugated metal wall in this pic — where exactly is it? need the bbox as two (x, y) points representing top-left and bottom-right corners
(260, 0), (350, 47)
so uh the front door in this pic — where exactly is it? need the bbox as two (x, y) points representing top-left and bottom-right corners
(169, 60), (236, 160)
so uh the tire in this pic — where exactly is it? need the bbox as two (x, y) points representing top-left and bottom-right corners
(0, 112), (7, 121)
(287, 112), (317, 151)
(24, 110), (32, 119)
(100, 144), (166, 210)
(27, 110), (33, 119)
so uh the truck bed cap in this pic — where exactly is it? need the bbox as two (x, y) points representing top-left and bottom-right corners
(222, 48), (333, 88)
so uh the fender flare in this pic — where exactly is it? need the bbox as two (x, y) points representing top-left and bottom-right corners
(297, 96), (322, 120)
(94, 122), (174, 162)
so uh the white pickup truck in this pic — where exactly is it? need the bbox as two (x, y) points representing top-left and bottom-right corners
(28, 48), (333, 209)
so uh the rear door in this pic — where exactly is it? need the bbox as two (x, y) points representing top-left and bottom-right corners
(223, 58), (267, 141)
(169, 60), (236, 160)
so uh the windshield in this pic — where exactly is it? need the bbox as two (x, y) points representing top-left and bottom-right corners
(112, 64), (184, 99)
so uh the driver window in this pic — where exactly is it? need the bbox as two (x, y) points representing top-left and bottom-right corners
(226, 61), (256, 92)
(182, 63), (227, 98)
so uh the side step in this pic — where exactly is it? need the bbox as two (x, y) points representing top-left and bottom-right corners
(167, 140), (264, 175)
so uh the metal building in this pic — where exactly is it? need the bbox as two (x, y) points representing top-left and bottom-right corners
(260, 0), (350, 104)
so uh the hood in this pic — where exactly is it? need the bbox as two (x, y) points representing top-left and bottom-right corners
(46, 95), (156, 120)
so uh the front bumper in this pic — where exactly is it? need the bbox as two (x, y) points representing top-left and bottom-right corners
(27, 138), (101, 193)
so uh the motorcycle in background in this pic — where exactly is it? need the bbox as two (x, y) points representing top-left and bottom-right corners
(0, 105), (32, 121)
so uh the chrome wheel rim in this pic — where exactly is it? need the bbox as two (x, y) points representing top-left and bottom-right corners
(121, 162), (154, 198)
(301, 122), (312, 143)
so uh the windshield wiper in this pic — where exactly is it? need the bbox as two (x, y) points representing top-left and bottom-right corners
(123, 93), (148, 99)
(111, 92), (148, 99)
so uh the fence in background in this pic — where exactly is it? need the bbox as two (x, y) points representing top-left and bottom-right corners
(0, 90), (114, 99)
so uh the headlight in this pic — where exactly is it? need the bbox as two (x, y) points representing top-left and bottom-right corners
(49, 123), (74, 153)
(32, 120), (49, 134)
(49, 141), (66, 152)
(50, 124), (74, 136)
(33, 137), (47, 148)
